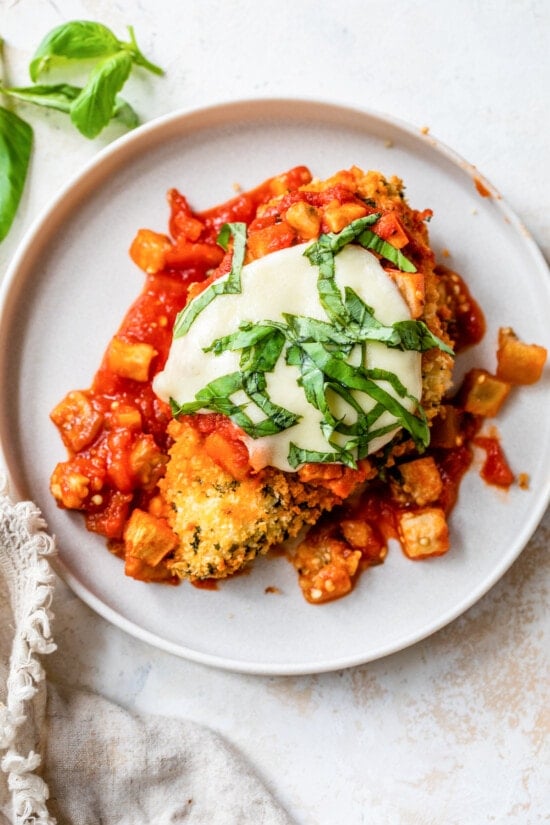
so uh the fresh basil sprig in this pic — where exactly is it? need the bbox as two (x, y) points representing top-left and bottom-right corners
(0, 22), (162, 242)
(26, 21), (162, 139)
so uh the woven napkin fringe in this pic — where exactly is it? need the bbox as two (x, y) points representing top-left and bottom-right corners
(0, 474), (57, 824)
(2, 753), (51, 824)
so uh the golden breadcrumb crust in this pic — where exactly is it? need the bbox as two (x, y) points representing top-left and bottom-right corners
(159, 419), (338, 579)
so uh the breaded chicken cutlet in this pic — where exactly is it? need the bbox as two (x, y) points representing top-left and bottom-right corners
(157, 417), (357, 580)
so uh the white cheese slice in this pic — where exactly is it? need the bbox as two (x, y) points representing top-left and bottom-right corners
(153, 243), (422, 472)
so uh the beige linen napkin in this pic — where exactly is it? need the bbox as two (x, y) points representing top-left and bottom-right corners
(0, 476), (293, 825)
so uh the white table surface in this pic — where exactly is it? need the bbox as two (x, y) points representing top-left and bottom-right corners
(1, 1), (549, 823)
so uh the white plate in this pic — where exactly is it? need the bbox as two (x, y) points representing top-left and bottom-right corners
(1, 99), (549, 675)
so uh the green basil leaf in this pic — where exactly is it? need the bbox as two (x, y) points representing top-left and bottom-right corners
(171, 373), (250, 423)
(316, 387), (400, 461)
(325, 381), (366, 423)
(293, 349), (338, 427)
(0, 107), (33, 242)
(170, 397), (202, 417)
(307, 214), (381, 259)
(344, 287), (453, 355)
(304, 241), (348, 325)
(357, 228), (417, 272)
(70, 50), (133, 138)
(204, 322), (285, 372)
(173, 222), (247, 337)
(29, 21), (122, 81)
(216, 223), (234, 250)
(1, 82), (139, 130)
(0, 83), (81, 113)
(355, 420), (401, 460)
(365, 366), (410, 398)
(195, 372), (245, 401)
(111, 96), (139, 129)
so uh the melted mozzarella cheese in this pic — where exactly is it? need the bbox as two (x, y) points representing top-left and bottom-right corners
(153, 243), (422, 472)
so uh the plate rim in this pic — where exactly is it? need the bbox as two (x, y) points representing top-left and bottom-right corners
(1, 96), (549, 675)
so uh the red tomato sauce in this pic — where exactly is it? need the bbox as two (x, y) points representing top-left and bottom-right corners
(474, 435), (515, 488)
(435, 263), (486, 352)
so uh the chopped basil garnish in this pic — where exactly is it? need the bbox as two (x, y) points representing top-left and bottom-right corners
(173, 222), (247, 337)
(304, 215), (381, 324)
(286, 341), (430, 464)
(288, 443), (357, 470)
(304, 216), (418, 328)
(171, 213), (453, 467)
(356, 228), (417, 273)
(170, 369), (300, 438)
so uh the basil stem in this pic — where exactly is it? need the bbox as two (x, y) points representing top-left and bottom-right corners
(125, 25), (164, 76)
